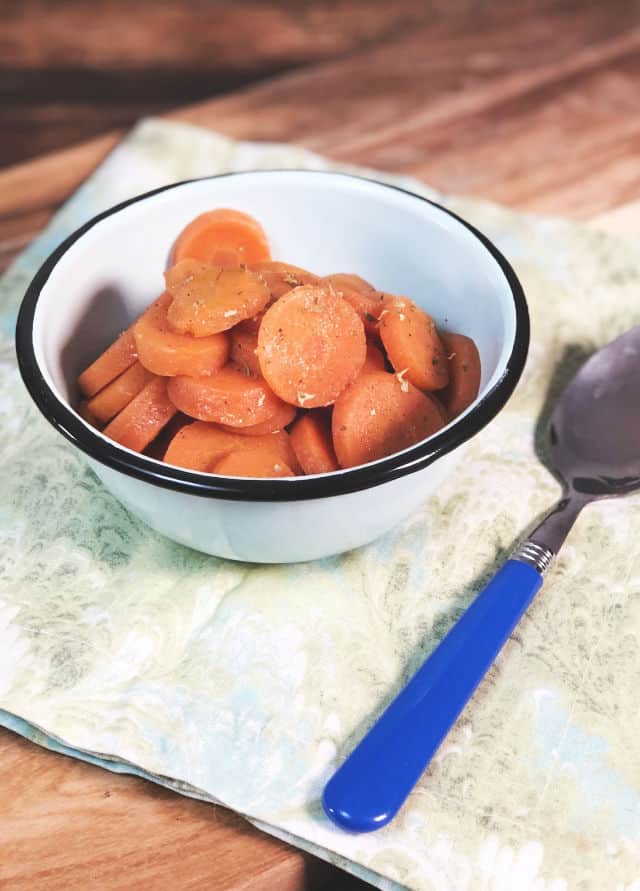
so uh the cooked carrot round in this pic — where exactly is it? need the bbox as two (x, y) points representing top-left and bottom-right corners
(250, 261), (320, 300)
(218, 399), (296, 436)
(167, 364), (286, 427)
(212, 448), (293, 478)
(78, 328), (138, 398)
(378, 295), (449, 391)
(145, 413), (192, 461)
(103, 377), (177, 453)
(257, 285), (366, 408)
(133, 292), (229, 377)
(362, 341), (387, 374)
(237, 310), (267, 338)
(440, 331), (481, 418)
(332, 370), (445, 468)
(430, 394), (450, 425)
(165, 261), (271, 336)
(289, 411), (339, 475)
(229, 321), (262, 377)
(323, 273), (375, 294)
(342, 290), (384, 339)
(83, 206), (474, 477)
(172, 209), (270, 266)
(77, 400), (99, 427)
(163, 421), (295, 472)
(323, 274), (383, 338)
(86, 361), (155, 424)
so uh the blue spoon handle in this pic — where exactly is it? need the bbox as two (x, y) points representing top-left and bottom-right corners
(322, 558), (544, 832)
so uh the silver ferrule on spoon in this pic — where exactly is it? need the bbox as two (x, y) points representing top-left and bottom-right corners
(512, 539), (554, 575)
(512, 491), (588, 576)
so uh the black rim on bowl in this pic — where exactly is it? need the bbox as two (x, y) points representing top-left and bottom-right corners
(15, 171), (530, 502)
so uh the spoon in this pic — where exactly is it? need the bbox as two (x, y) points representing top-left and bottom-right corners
(323, 325), (640, 832)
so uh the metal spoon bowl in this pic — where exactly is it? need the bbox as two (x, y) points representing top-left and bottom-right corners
(324, 325), (640, 833)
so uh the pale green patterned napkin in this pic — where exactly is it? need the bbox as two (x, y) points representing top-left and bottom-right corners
(1, 119), (639, 891)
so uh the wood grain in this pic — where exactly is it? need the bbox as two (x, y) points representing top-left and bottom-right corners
(1, 0), (463, 167)
(0, 728), (359, 891)
(2, 0), (640, 277)
(175, 0), (640, 217)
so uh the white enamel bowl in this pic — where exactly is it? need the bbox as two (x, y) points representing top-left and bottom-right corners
(16, 171), (529, 563)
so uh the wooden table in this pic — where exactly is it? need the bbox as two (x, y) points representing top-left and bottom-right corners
(1, 2), (639, 888)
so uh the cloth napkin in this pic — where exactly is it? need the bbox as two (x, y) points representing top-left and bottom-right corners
(1, 119), (639, 891)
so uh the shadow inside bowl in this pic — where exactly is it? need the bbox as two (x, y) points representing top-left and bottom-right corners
(60, 284), (132, 403)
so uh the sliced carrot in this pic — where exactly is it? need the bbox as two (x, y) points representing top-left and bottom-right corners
(342, 291), (384, 339)
(229, 321), (262, 377)
(271, 428), (303, 474)
(212, 448), (293, 478)
(250, 261), (320, 300)
(332, 370), (445, 468)
(103, 377), (177, 452)
(257, 285), (366, 408)
(430, 394), (450, 425)
(238, 310), (266, 337)
(165, 261), (270, 336)
(164, 421), (296, 472)
(78, 400), (100, 427)
(289, 411), (339, 475)
(440, 331), (481, 419)
(323, 273), (375, 294)
(262, 429), (303, 472)
(164, 422), (242, 470)
(78, 328), (138, 397)
(218, 399), (297, 436)
(362, 341), (387, 374)
(172, 209), (270, 266)
(378, 295), (449, 391)
(167, 364), (286, 427)
(134, 292), (229, 377)
(145, 413), (192, 461)
(323, 274), (383, 338)
(77, 294), (181, 396)
(86, 361), (155, 424)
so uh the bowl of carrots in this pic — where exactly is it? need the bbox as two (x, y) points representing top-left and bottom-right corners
(16, 171), (529, 563)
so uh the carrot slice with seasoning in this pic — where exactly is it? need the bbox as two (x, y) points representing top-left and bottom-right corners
(236, 309), (267, 338)
(212, 448), (293, 478)
(78, 328), (138, 398)
(229, 322), (262, 377)
(362, 341), (387, 374)
(218, 400), (297, 436)
(86, 361), (155, 424)
(164, 422), (241, 470)
(323, 273), (375, 294)
(167, 364), (286, 427)
(134, 292), (229, 377)
(251, 261), (320, 300)
(378, 295), (449, 391)
(145, 413), (192, 461)
(164, 421), (296, 472)
(172, 209), (270, 266)
(165, 261), (270, 336)
(103, 377), (177, 453)
(332, 370), (445, 468)
(323, 274), (383, 338)
(289, 411), (339, 475)
(440, 331), (481, 418)
(257, 285), (366, 408)
(343, 291), (385, 339)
